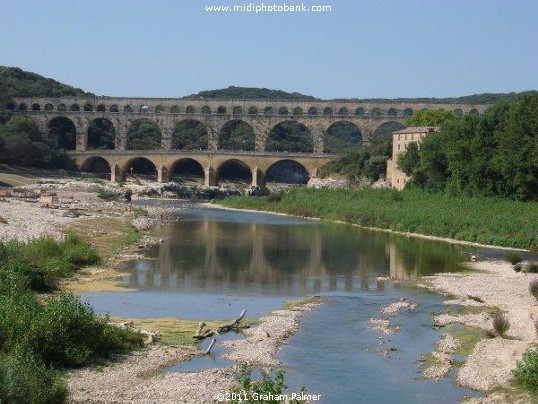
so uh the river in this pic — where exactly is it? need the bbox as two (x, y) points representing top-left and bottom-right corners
(81, 202), (485, 403)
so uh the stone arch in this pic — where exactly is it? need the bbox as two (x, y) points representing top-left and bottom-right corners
(155, 105), (165, 113)
(323, 107), (333, 117)
(170, 105), (180, 113)
(372, 121), (406, 141)
(308, 107), (318, 116)
(57, 103), (67, 111)
(19, 103), (27, 111)
(172, 119), (208, 150)
(110, 104), (119, 112)
(468, 108), (479, 116)
(371, 107), (383, 117)
(266, 121), (313, 152)
(324, 121), (363, 153)
(279, 106), (289, 115)
(218, 120), (255, 151)
(232, 106), (242, 115)
(186, 105), (195, 114)
(293, 107), (303, 116)
(126, 118), (162, 150)
(83, 103), (93, 112)
(124, 157), (157, 181)
(96, 104), (106, 112)
(31, 103), (41, 111)
(248, 106), (258, 115)
(48, 117), (77, 150)
(264, 106), (273, 116)
(355, 107), (365, 117)
(454, 108), (464, 117)
(387, 108), (398, 117)
(217, 159), (252, 184)
(338, 107), (349, 116)
(266, 160), (309, 184)
(70, 103), (80, 111)
(201, 105), (211, 114)
(217, 105), (226, 114)
(87, 118), (116, 150)
(6, 102), (15, 110)
(403, 108), (414, 117)
(80, 156), (111, 177)
(124, 105), (133, 113)
(44, 103), (54, 112)
(170, 158), (205, 183)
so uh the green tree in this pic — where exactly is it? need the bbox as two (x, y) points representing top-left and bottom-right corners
(396, 141), (420, 176)
(405, 109), (456, 126)
(126, 120), (161, 150)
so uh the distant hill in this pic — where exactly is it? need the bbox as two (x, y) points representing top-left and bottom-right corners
(187, 85), (536, 104)
(185, 86), (319, 101)
(0, 66), (92, 99)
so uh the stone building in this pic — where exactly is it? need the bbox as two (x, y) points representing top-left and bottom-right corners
(386, 126), (437, 190)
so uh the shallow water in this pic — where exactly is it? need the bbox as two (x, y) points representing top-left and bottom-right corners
(81, 202), (484, 402)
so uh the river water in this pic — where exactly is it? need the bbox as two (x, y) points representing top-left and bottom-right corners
(81, 202), (484, 403)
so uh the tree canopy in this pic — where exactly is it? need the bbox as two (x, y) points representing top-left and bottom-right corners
(397, 93), (538, 200)
(405, 109), (456, 126)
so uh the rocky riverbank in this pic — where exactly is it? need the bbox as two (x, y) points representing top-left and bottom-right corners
(419, 260), (538, 403)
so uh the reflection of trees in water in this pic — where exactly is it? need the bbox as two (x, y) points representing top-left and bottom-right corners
(125, 212), (466, 293)
(263, 226), (313, 274)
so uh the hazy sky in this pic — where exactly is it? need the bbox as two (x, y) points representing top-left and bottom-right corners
(1, 0), (536, 99)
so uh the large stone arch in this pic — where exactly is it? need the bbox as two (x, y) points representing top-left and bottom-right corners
(172, 119), (208, 150)
(80, 156), (111, 178)
(123, 157), (158, 181)
(218, 119), (255, 151)
(266, 121), (313, 153)
(217, 159), (252, 184)
(169, 158), (205, 183)
(47, 117), (77, 150)
(324, 121), (363, 153)
(87, 118), (116, 150)
(265, 160), (309, 184)
(372, 121), (406, 141)
(126, 118), (162, 150)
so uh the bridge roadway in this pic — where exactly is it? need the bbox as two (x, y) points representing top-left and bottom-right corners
(70, 149), (335, 186)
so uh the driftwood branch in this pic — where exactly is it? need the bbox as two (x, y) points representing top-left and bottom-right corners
(192, 309), (248, 341)
(204, 338), (216, 355)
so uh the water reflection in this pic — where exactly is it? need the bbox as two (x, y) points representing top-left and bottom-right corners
(122, 208), (465, 296)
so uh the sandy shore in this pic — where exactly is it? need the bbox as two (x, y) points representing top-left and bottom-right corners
(419, 260), (538, 402)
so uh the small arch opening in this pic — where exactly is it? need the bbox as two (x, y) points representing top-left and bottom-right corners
(266, 160), (309, 184)
(218, 159), (252, 184)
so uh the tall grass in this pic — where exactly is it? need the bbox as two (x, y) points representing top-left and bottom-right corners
(218, 188), (538, 250)
(0, 235), (143, 403)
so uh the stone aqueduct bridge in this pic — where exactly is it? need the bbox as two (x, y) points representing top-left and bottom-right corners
(13, 96), (490, 186)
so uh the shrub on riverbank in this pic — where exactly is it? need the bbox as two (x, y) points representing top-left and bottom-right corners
(0, 236), (143, 403)
(514, 348), (538, 391)
(218, 188), (538, 250)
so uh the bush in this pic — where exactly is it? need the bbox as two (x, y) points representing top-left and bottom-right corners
(529, 279), (538, 301)
(493, 313), (510, 337)
(505, 252), (523, 265)
(514, 348), (538, 391)
(0, 351), (67, 404)
(526, 264), (538, 273)
(229, 364), (306, 404)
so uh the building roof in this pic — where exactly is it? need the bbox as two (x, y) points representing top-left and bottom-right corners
(392, 126), (437, 135)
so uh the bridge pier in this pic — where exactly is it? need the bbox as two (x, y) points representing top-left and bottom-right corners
(157, 165), (169, 183)
(110, 163), (124, 183)
(251, 167), (265, 187)
(205, 165), (217, 187)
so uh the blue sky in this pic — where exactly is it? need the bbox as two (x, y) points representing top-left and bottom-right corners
(0, 0), (536, 99)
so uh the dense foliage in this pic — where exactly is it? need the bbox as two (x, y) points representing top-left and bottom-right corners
(320, 139), (392, 181)
(0, 115), (77, 169)
(219, 120), (255, 151)
(219, 188), (538, 250)
(405, 109), (455, 126)
(266, 121), (313, 152)
(0, 66), (90, 98)
(0, 234), (143, 403)
(398, 94), (538, 200)
(335, 91), (537, 104)
(172, 119), (208, 150)
(126, 119), (162, 150)
(186, 86), (318, 101)
(514, 348), (538, 392)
